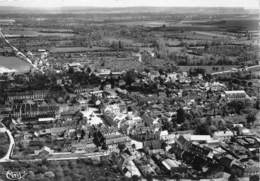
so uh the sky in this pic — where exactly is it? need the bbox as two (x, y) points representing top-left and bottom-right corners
(0, 0), (258, 8)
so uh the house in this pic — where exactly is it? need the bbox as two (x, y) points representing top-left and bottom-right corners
(218, 156), (244, 177)
(60, 110), (76, 121)
(188, 135), (212, 143)
(132, 52), (142, 62)
(224, 90), (251, 102)
(67, 62), (82, 68)
(7, 90), (49, 102)
(244, 162), (259, 177)
(102, 103), (127, 126)
(11, 103), (59, 119)
(74, 88), (91, 96)
(240, 128), (252, 135)
(34, 146), (54, 156)
(162, 158), (181, 171)
(130, 139), (143, 150)
(118, 153), (141, 178)
(38, 117), (55, 122)
(143, 140), (161, 150)
(160, 130), (169, 140)
(176, 136), (212, 158)
(77, 98), (88, 110)
(134, 160), (157, 177)
(213, 131), (234, 141)
(106, 135), (130, 146)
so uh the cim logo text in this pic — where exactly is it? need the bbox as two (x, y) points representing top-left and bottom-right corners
(6, 170), (27, 181)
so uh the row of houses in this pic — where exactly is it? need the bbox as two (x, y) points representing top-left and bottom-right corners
(7, 104), (59, 119)
(7, 90), (49, 102)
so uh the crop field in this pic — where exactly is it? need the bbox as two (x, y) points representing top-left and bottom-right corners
(177, 65), (240, 73)
(3, 28), (76, 38)
(100, 58), (144, 71)
(111, 20), (171, 27)
(190, 19), (259, 31)
(193, 31), (236, 39)
(103, 37), (134, 44)
(0, 8), (258, 74)
(50, 47), (110, 53)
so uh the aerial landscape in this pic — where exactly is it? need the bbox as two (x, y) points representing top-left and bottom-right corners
(0, 0), (259, 180)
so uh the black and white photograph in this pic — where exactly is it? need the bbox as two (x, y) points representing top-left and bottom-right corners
(0, 0), (259, 180)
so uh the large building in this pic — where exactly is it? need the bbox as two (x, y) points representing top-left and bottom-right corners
(10, 103), (59, 119)
(7, 90), (49, 102)
(224, 90), (251, 102)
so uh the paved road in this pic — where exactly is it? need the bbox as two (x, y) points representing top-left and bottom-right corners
(18, 152), (109, 162)
(0, 124), (15, 162)
(212, 65), (260, 76)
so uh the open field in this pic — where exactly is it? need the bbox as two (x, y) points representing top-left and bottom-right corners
(5, 32), (75, 38)
(178, 65), (240, 74)
(3, 28), (76, 38)
(190, 19), (259, 31)
(193, 31), (236, 39)
(50, 47), (110, 53)
(0, 56), (30, 73)
(0, 7), (258, 73)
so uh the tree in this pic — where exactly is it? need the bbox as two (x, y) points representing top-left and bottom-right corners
(154, 38), (168, 59)
(132, 175), (140, 181)
(93, 130), (107, 150)
(111, 41), (123, 51)
(176, 108), (185, 124)
(246, 110), (257, 126)
(228, 175), (239, 181)
(195, 123), (211, 135)
(124, 70), (137, 86)
(250, 175), (259, 181)
(228, 100), (245, 114)
(118, 40), (124, 49)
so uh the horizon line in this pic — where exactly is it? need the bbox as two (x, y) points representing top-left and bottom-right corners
(0, 5), (257, 9)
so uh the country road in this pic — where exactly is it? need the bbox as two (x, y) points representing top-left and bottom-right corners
(0, 124), (15, 162)
(0, 28), (42, 72)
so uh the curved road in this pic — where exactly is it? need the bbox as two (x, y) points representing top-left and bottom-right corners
(0, 124), (15, 162)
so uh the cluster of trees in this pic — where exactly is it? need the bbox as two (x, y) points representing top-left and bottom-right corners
(226, 100), (258, 126)
(206, 45), (254, 57)
(91, 127), (107, 150)
(67, 69), (101, 86)
(168, 108), (218, 135)
(118, 26), (154, 43)
(0, 133), (9, 158)
(153, 39), (168, 59)
(160, 99), (258, 135)
(0, 158), (124, 181)
(110, 40), (125, 51)
(175, 54), (236, 66)
(188, 68), (206, 76)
